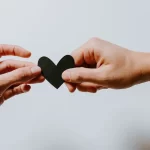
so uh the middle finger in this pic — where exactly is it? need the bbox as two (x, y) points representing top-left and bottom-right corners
(0, 59), (34, 74)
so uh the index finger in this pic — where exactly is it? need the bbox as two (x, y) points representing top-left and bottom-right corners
(0, 44), (31, 58)
(71, 39), (95, 66)
(71, 42), (88, 66)
(71, 47), (84, 66)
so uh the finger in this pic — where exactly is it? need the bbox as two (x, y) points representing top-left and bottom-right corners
(71, 46), (84, 66)
(71, 38), (99, 66)
(62, 67), (104, 84)
(65, 82), (76, 93)
(77, 85), (97, 93)
(76, 82), (107, 93)
(64, 81), (105, 92)
(3, 84), (31, 101)
(0, 44), (31, 58)
(78, 82), (108, 90)
(78, 82), (102, 89)
(27, 75), (45, 84)
(0, 66), (41, 89)
(72, 47), (96, 66)
(0, 59), (34, 74)
(7, 75), (45, 87)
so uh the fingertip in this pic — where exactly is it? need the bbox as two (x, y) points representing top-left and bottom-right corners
(65, 83), (76, 93)
(22, 84), (31, 92)
(26, 51), (32, 58)
(16, 45), (32, 58)
(62, 71), (70, 82)
(40, 76), (45, 82)
(23, 49), (31, 58)
(38, 75), (45, 83)
(70, 87), (76, 93)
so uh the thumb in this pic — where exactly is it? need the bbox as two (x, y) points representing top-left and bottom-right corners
(0, 66), (41, 89)
(62, 67), (101, 84)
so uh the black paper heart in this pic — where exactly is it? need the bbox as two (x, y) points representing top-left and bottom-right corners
(38, 55), (75, 89)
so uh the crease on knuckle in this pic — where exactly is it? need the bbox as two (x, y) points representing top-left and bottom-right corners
(18, 69), (32, 81)
(5, 59), (13, 68)
(0, 61), (12, 72)
(16, 86), (23, 94)
(12, 45), (17, 56)
(73, 71), (83, 82)
(11, 88), (16, 96)
(2, 62), (8, 71)
(0, 44), (5, 56)
(12, 86), (23, 96)
(18, 71), (26, 80)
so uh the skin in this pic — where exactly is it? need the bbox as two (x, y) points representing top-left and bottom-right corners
(62, 37), (150, 93)
(0, 44), (45, 105)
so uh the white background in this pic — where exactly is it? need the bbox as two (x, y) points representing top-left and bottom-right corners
(0, 0), (150, 150)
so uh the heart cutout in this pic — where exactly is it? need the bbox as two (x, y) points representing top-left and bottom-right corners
(38, 55), (75, 89)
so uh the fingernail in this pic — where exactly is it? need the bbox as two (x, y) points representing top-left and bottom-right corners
(23, 85), (31, 93)
(31, 66), (41, 74)
(62, 71), (70, 81)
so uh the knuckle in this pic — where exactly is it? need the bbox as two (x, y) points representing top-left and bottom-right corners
(17, 68), (32, 81)
(14, 86), (23, 95)
(28, 62), (35, 66)
(12, 45), (16, 55)
(13, 45), (18, 50)
(1, 62), (8, 70)
(12, 45), (20, 56)
(73, 71), (83, 82)
(11, 88), (16, 96)
(17, 70), (26, 79)
(3, 60), (12, 69)
(89, 37), (100, 44)
(0, 44), (4, 54)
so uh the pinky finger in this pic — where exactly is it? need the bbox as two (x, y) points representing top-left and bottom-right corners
(3, 84), (31, 101)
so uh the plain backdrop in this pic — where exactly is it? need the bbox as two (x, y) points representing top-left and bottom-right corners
(0, 0), (150, 150)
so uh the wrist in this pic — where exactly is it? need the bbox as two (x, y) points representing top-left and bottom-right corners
(131, 50), (150, 83)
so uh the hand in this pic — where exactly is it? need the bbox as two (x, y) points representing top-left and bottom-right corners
(0, 44), (45, 105)
(62, 38), (150, 93)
